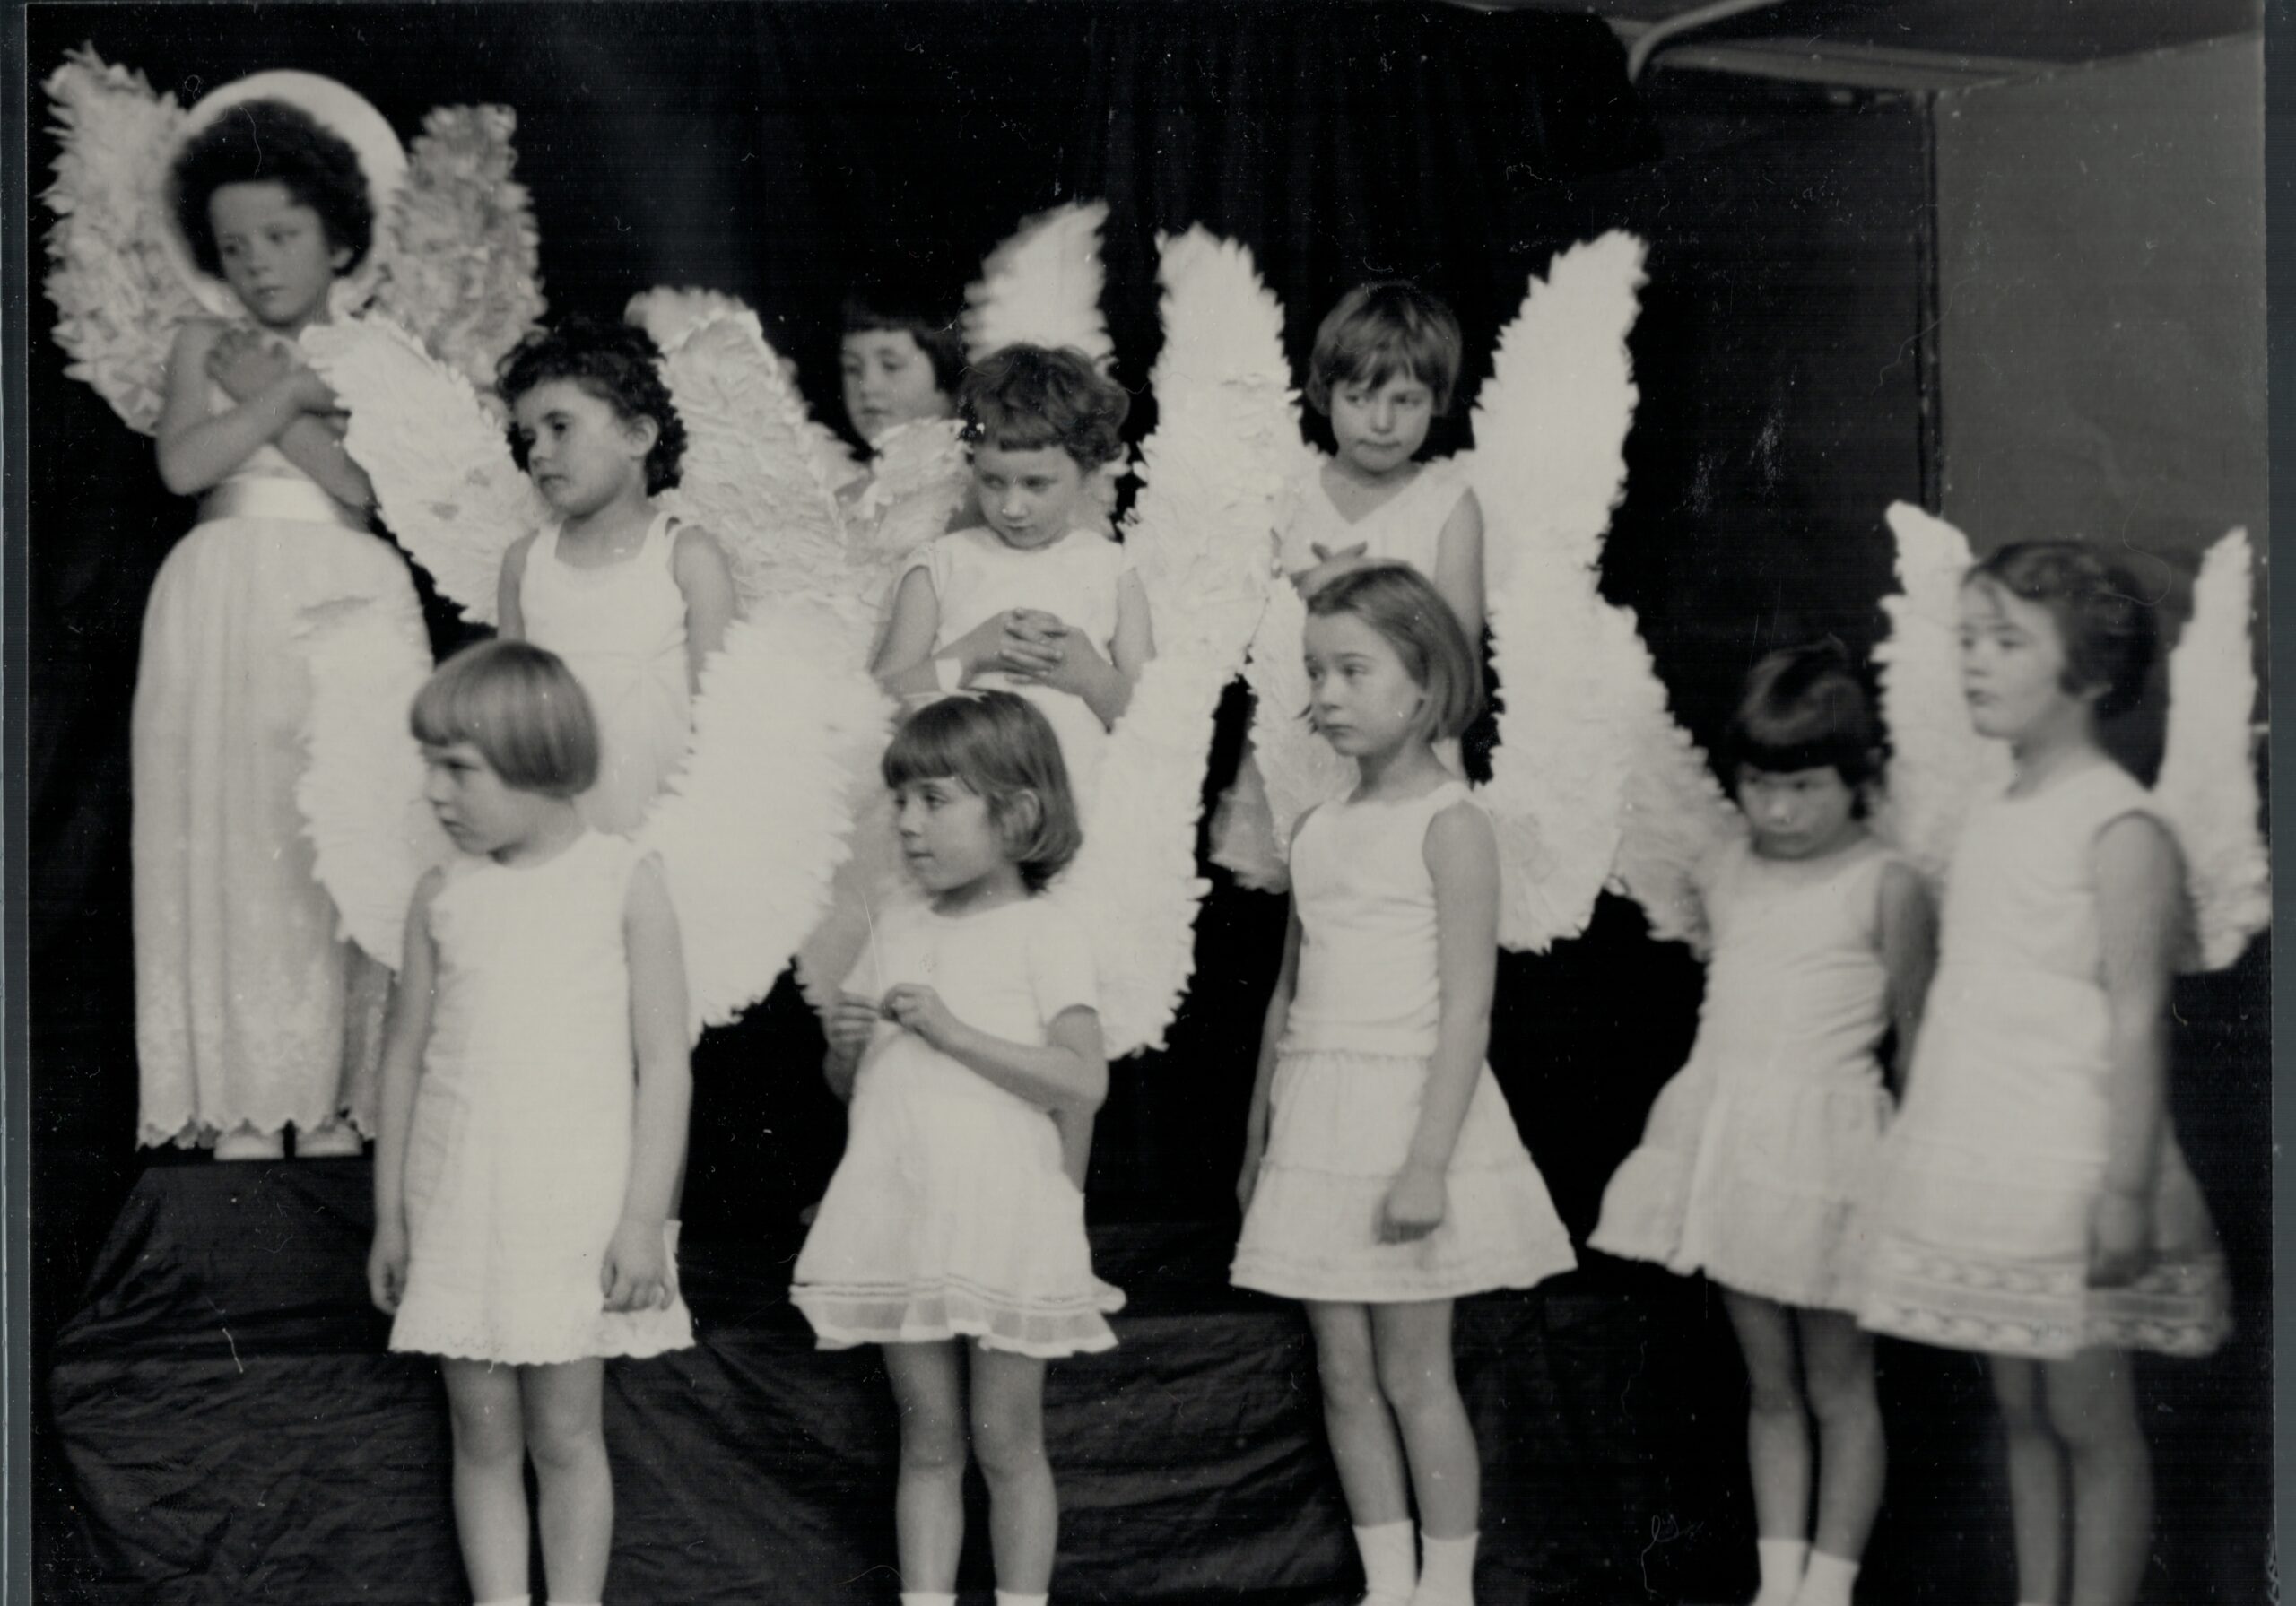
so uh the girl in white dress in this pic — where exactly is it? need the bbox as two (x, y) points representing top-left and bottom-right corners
(872, 343), (1153, 807)
(368, 640), (693, 1606)
(1216, 282), (1486, 886)
(1591, 644), (1936, 1606)
(1861, 543), (2230, 1606)
(142, 91), (425, 1159)
(495, 318), (739, 833)
(793, 691), (1117, 1606)
(1233, 565), (1574, 1606)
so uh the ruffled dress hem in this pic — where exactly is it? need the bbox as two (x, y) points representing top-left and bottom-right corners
(792, 1277), (1122, 1359)
(1859, 1237), (2230, 1360)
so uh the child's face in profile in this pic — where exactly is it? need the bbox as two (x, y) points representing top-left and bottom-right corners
(1303, 610), (1428, 759)
(1735, 765), (1861, 861)
(511, 379), (654, 517)
(841, 329), (953, 443)
(208, 179), (350, 334)
(1958, 578), (2091, 745)
(422, 740), (550, 860)
(973, 443), (1088, 551)
(1326, 369), (1436, 482)
(892, 775), (1007, 897)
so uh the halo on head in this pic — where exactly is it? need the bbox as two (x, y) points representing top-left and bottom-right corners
(159, 70), (408, 320)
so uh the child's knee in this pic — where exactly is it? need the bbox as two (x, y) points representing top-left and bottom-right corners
(1373, 1342), (1459, 1418)
(899, 1409), (970, 1473)
(524, 1409), (605, 1473)
(448, 1394), (524, 1464)
(970, 1412), (1046, 1482)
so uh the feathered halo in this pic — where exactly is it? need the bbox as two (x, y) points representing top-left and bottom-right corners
(158, 69), (408, 321)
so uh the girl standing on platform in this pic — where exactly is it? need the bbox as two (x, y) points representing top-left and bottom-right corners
(871, 343), (1152, 806)
(1590, 644), (1936, 1606)
(1860, 543), (2230, 1606)
(139, 89), (426, 1160)
(369, 640), (693, 1606)
(495, 317), (738, 833)
(1233, 565), (1574, 1606)
(792, 692), (1118, 1606)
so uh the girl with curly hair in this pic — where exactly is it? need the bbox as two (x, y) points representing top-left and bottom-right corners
(493, 317), (739, 832)
(140, 88), (425, 1159)
(872, 343), (1152, 809)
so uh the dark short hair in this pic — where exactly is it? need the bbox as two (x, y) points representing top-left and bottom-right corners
(1965, 541), (2159, 719)
(881, 692), (1083, 891)
(170, 98), (377, 277)
(497, 317), (689, 495)
(842, 293), (965, 396)
(959, 343), (1129, 469)
(1306, 563), (1483, 742)
(1306, 281), (1465, 416)
(1723, 640), (1881, 790)
(411, 639), (600, 797)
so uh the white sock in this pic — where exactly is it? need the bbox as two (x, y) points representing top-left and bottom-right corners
(1353, 1518), (1416, 1604)
(474, 1598), (528, 1606)
(900, 1595), (957, 1606)
(994, 1594), (1048, 1606)
(544, 1600), (599, 1606)
(1753, 1537), (1809, 1605)
(1793, 1550), (1859, 1606)
(1410, 1530), (1477, 1606)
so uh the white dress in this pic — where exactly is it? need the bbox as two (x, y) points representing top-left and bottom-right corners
(1231, 781), (1576, 1302)
(519, 510), (691, 834)
(791, 895), (1123, 1357)
(1590, 836), (1899, 1312)
(1861, 763), (2230, 1359)
(1216, 459), (1474, 889)
(133, 400), (420, 1147)
(391, 831), (693, 1365)
(909, 525), (1129, 803)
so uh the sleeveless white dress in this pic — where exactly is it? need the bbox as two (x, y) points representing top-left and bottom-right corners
(1861, 763), (2230, 1359)
(1231, 781), (1575, 1301)
(908, 524), (1130, 803)
(133, 386), (422, 1147)
(1591, 836), (1900, 1312)
(391, 831), (693, 1364)
(518, 511), (691, 834)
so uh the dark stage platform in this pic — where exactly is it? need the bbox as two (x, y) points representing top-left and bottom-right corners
(49, 1164), (1693, 1606)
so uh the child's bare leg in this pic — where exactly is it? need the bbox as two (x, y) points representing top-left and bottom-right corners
(1793, 1309), (1883, 1605)
(2045, 1349), (2150, 1606)
(1723, 1291), (1813, 1546)
(883, 1340), (969, 1593)
(441, 1359), (530, 1602)
(524, 1359), (612, 1602)
(1991, 1356), (2066, 1605)
(1308, 1301), (1413, 1524)
(970, 1346), (1057, 1593)
(1370, 1300), (1477, 1538)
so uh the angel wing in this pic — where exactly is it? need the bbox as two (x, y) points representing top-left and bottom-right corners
(1063, 228), (1299, 1055)
(630, 290), (878, 640)
(638, 606), (896, 1037)
(370, 105), (547, 392)
(2140, 528), (2267, 971)
(1471, 230), (1649, 951)
(848, 417), (972, 577)
(1605, 627), (1747, 951)
(963, 199), (1114, 366)
(1872, 503), (2013, 889)
(41, 47), (201, 436)
(295, 594), (455, 968)
(302, 313), (545, 622)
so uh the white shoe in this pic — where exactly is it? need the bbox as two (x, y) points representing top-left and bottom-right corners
(213, 1128), (285, 1161)
(292, 1121), (364, 1159)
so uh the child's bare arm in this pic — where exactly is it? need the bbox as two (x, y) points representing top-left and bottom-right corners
(495, 536), (534, 640)
(368, 871), (443, 1314)
(1431, 487), (1486, 640)
(605, 855), (693, 1311)
(672, 524), (741, 694)
(2090, 812), (2184, 1286)
(881, 987), (1108, 1118)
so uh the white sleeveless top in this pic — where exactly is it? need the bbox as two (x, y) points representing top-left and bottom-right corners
(1278, 458), (1471, 580)
(1283, 779), (1475, 1059)
(519, 511), (691, 834)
